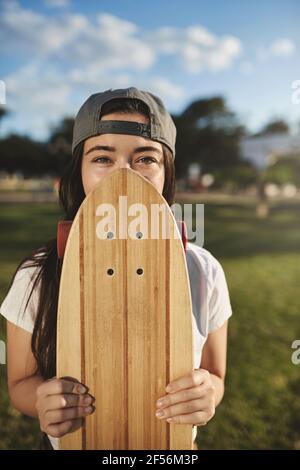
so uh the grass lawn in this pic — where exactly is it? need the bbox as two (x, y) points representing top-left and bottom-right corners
(0, 198), (299, 449)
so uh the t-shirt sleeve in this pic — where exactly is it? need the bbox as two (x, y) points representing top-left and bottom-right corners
(208, 258), (232, 334)
(0, 265), (41, 334)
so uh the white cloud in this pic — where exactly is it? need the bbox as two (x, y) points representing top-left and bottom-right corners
(0, 80), (6, 105)
(3, 61), (133, 138)
(186, 26), (216, 47)
(97, 13), (138, 36)
(0, 2), (242, 73)
(144, 26), (242, 73)
(0, 1), (242, 138)
(270, 38), (296, 57)
(0, 2), (155, 69)
(4, 63), (72, 137)
(0, 4), (96, 58)
(258, 38), (296, 61)
(143, 77), (184, 99)
(3, 61), (184, 140)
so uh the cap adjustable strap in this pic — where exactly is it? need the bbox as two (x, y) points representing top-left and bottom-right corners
(95, 120), (151, 138)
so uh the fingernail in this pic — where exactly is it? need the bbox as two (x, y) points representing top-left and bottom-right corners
(84, 406), (93, 414)
(83, 395), (92, 405)
(157, 400), (163, 407)
(77, 385), (86, 394)
(166, 385), (173, 393)
(156, 410), (164, 418)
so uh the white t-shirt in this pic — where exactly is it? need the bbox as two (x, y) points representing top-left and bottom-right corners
(0, 242), (232, 449)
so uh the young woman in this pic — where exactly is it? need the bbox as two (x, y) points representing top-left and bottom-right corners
(0, 87), (232, 450)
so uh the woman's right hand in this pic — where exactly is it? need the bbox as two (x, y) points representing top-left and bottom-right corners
(36, 376), (95, 438)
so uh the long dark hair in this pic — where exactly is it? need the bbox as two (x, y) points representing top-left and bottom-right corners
(9, 97), (176, 380)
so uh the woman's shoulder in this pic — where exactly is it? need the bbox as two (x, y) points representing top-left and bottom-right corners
(186, 242), (225, 285)
(0, 254), (45, 333)
(186, 242), (232, 332)
(10, 254), (44, 291)
(16, 258), (43, 278)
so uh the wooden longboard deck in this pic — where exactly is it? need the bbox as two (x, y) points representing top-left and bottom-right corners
(56, 168), (194, 450)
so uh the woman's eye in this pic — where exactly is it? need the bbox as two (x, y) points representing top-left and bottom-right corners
(137, 157), (156, 164)
(93, 156), (111, 163)
(92, 156), (156, 165)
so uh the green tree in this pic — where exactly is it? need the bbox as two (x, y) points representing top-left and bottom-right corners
(255, 119), (290, 136)
(264, 155), (300, 186)
(0, 106), (10, 132)
(213, 160), (258, 191)
(47, 117), (74, 175)
(0, 106), (7, 123)
(0, 134), (48, 176)
(173, 96), (245, 180)
(252, 119), (291, 217)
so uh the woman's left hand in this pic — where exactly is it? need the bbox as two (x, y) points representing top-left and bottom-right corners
(155, 369), (216, 426)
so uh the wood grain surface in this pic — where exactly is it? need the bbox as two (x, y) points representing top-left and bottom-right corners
(57, 168), (194, 449)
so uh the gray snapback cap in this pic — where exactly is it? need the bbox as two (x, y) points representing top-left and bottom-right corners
(72, 87), (176, 159)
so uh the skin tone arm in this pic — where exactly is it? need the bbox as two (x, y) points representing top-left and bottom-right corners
(155, 320), (228, 426)
(6, 320), (95, 437)
(7, 320), (43, 418)
(198, 320), (228, 406)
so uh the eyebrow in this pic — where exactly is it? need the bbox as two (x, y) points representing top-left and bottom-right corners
(84, 145), (162, 156)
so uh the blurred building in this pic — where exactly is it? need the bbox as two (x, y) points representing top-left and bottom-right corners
(240, 132), (300, 168)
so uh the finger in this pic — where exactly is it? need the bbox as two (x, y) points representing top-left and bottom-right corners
(156, 398), (205, 420)
(157, 385), (209, 409)
(37, 378), (87, 398)
(166, 369), (209, 394)
(44, 393), (95, 412)
(45, 405), (95, 424)
(47, 418), (83, 438)
(166, 411), (208, 425)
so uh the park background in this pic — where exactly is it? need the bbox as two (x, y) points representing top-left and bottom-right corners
(0, 0), (299, 449)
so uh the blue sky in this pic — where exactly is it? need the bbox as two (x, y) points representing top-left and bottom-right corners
(0, 0), (299, 141)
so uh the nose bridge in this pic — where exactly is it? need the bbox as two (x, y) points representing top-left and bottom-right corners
(116, 154), (132, 169)
(118, 161), (131, 169)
